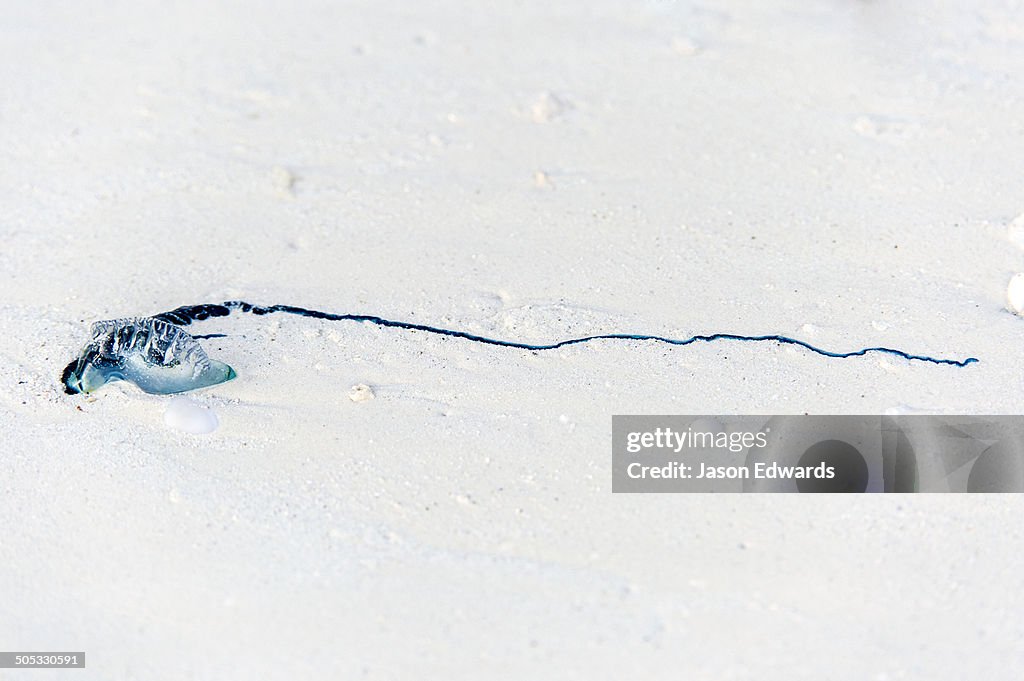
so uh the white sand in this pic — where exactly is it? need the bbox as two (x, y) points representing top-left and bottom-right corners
(2, 1), (1023, 678)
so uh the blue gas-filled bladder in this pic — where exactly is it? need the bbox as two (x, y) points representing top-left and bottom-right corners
(62, 317), (236, 395)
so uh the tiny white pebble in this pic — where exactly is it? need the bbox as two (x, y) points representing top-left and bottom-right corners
(271, 165), (295, 196)
(529, 92), (570, 123)
(348, 383), (375, 402)
(1008, 273), (1024, 315)
(164, 396), (219, 434)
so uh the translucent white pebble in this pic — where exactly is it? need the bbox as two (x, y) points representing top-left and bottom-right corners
(1007, 273), (1024, 315)
(164, 396), (219, 434)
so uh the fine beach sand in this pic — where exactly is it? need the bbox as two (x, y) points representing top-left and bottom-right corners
(2, 1), (1023, 678)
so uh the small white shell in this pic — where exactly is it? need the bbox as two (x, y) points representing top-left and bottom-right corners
(348, 383), (375, 403)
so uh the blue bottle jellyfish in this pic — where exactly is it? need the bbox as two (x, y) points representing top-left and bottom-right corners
(62, 317), (236, 395)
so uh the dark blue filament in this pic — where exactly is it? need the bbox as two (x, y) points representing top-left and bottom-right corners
(152, 301), (978, 368)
